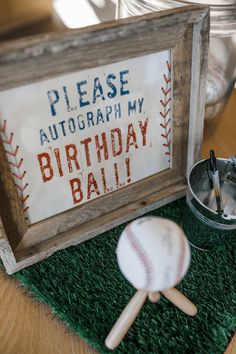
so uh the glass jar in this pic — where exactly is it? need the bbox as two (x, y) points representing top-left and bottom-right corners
(117, 0), (236, 120)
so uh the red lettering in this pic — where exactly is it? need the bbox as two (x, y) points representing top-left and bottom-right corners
(87, 172), (100, 200)
(126, 123), (138, 153)
(70, 178), (83, 204)
(139, 118), (149, 146)
(80, 137), (92, 167)
(54, 148), (63, 177)
(101, 167), (107, 192)
(95, 132), (108, 162)
(111, 128), (122, 157)
(114, 162), (124, 188)
(37, 152), (53, 182)
(101, 167), (113, 193)
(125, 157), (131, 183)
(65, 144), (80, 173)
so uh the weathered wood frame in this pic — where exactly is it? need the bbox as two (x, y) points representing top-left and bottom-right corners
(0, 5), (209, 274)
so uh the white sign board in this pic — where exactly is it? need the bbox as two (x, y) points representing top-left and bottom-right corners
(0, 50), (172, 224)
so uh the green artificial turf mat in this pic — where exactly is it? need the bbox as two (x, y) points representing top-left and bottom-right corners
(11, 198), (236, 353)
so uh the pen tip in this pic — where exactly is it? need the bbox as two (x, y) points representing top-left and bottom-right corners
(210, 149), (215, 159)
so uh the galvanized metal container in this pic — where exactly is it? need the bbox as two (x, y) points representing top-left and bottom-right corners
(183, 157), (236, 250)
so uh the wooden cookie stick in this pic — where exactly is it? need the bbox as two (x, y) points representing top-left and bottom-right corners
(148, 292), (161, 303)
(161, 288), (197, 317)
(105, 290), (147, 350)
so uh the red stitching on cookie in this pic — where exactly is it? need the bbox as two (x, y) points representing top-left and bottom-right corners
(5, 145), (19, 157)
(19, 195), (29, 203)
(10, 158), (23, 169)
(163, 141), (171, 148)
(126, 224), (154, 289)
(161, 87), (171, 96)
(160, 110), (170, 119)
(15, 182), (28, 192)
(160, 98), (171, 108)
(3, 133), (13, 144)
(160, 61), (171, 163)
(161, 128), (171, 139)
(12, 171), (26, 180)
(160, 119), (171, 129)
(0, 120), (6, 133)
(0, 119), (29, 220)
(167, 62), (171, 72)
(163, 74), (171, 84)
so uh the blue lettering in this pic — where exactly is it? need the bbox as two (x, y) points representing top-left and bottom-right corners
(40, 129), (50, 145)
(87, 112), (94, 127)
(47, 90), (59, 116)
(106, 73), (117, 99)
(97, 109), (104, 124)
(93, 77), (105, 104)
(77, 81), (90, 107)
(120, 70), (130, 96)
(68, 118), (76, 133)
(128, 100), (136, 115)
(49, 125), (58, 141)
(77, 114), (85, 130)
(138, 98), (144, 113)
(114, 103), (121, 119)
(58, 121), (66, 136)
(63, 86), (77, 112)
(106, 106), (112, 121)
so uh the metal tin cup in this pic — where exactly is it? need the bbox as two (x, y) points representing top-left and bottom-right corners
(183, 157), (236, 250)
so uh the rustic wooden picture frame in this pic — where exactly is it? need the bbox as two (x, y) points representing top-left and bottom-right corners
(0, 5), (209, 274)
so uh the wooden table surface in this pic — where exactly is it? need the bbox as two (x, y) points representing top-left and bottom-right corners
(0, 91), (236, 354)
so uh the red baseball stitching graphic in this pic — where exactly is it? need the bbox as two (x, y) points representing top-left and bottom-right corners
(160, 61), (171, 163)
(0, 119), (29, 221)
(175, 232), (186, 285)
(126, 224), (154, 289)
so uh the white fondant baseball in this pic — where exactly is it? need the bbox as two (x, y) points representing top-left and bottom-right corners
(116, 217), (191, 292)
